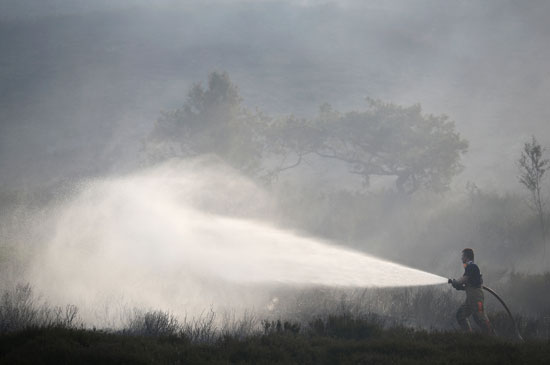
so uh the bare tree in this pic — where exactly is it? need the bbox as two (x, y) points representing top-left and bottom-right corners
(519, 136), (549, 260)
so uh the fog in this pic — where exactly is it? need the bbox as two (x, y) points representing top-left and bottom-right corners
(1, 0), (549, 189)
(1, 0), (550, 329)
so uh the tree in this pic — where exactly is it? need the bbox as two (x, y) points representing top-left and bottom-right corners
(268, 100), (469, 193)
(147, 72), (469, 194)
(518, 136), (549, 259)
(146, 71), (265, 175)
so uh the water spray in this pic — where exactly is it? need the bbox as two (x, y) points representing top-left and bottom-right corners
(16, 160), (521, 336)
(23, 160), (448, 326)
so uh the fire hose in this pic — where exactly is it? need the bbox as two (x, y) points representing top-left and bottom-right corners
(448, 279), (523, 341)
(482, 285), (523, 341)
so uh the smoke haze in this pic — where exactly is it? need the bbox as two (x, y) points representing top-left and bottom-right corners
(1, 0), (549, 190)
(1, 0), (550, 329)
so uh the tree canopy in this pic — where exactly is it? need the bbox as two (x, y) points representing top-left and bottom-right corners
(146, 71), (266, 175)
(147, 72), (468, 193)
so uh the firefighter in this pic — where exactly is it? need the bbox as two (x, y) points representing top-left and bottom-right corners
(449, 248), (494, 334)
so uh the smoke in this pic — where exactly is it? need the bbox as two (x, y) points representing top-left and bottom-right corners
(22, 158), (445, 325)
(1, 0), (549, 191)
(1, 0), (548, 326)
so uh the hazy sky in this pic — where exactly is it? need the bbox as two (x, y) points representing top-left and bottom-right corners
(1, 0), (549, 191)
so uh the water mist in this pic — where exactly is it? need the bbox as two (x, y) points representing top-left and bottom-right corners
(23, 158), (446, 326)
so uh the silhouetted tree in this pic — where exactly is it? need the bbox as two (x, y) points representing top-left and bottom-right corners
(269, 100), (468, 193)
(146, 71), (266, 175)
(518, 136), (549, 258)
(147, 72), (469, 193)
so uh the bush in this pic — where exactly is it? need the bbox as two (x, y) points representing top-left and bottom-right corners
(181, 309), (218, 343)
(124, 309), (181, 337)
(309, 314), (383, 339)
(262, 319), (301, 335)
(123, 308), (220, 343)
(0, 284), (80, 333)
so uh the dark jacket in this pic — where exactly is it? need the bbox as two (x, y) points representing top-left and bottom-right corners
(463, 261), (483, 288)
(451, 261), (483, 290)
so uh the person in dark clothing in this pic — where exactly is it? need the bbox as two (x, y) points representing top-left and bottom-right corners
(450, 248), (494, 334)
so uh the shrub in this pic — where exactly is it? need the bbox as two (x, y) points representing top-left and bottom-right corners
(309, 314), (383, 339)
(124, 309), (180, 337)
(262, 319), (301, 335)
(0, 284), (80, 333)
(181, 309), (218, 343)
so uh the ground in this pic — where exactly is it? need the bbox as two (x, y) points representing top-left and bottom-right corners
(1, 326), (548, 364)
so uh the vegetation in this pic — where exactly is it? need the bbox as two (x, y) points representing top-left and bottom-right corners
(1, 318), (549, 364)
(147, 72), (468, 193)
(270, 180), (546, 275)
(2, 280), (549, 336)
(518, 136), (549, 261)
(1, 283), (549, 364)
(284, 100), (467, 193)
(1, 4), (550, 363)
(0, 284), (81, 334)
(146, 72), (266, 176)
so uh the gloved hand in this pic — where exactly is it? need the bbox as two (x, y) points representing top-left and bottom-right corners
(449, 278), (465, 291)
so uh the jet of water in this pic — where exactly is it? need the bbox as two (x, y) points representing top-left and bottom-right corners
(27, 159), (447, 324)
